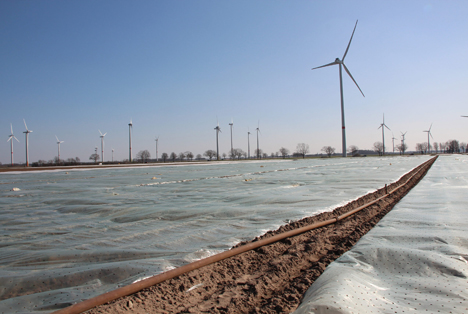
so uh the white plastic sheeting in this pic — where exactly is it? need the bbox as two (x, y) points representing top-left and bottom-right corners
(295, 155), (468, 314)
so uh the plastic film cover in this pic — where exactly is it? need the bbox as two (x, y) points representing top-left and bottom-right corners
(295, 155), (468, 314)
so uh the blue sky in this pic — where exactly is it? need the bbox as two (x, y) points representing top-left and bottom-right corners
(1, 1), (467, 164)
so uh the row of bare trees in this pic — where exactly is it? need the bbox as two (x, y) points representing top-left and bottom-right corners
(415, 140), (467, 154)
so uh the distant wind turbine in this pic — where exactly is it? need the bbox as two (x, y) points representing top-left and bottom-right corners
(23, 119), (33, 167)
(391, 133), (397, 153)
(378, 114), (390, 155)
(256, 121), (260, 159)
(229, 119), (234, 158)
(99, 130), (107, 163)
(112, 148), (114, 162)
(128, 119), (133, 162)
(55, 135), (64, 163)
(214, 118), (221, 161)
(401, 131), (407, 155)
(7, 124), (20, 166)
(247, 128), (251, 159)
(155, 136), (159, 162)
(312, 20), (365, 157)
(423, 123), (433, 154)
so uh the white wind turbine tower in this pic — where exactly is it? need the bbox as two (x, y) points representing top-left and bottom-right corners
(128, 119), (133, 162)
(112, 148), (114, 162)
(391, 133), (397, 153)
(214, 119), (221, 161)
(247, 128), (251, 159)
(229, 119), (234, 158)
(312, 20), (365, 157)
(55, 135), (64, 163)
(256, 121), (261, 159)
(155, 136), (159, 162)
(7, 124), (20, 166)
(378, 114), (390, 155)
(23, 119), (33, 167)
(99, 130), (107, 163)
(423, 123), (433, 154)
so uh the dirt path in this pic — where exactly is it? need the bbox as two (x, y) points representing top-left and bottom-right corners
(85, 157), (436, 314)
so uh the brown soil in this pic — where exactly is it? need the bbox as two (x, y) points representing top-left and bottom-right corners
(86, 157), (436, 314)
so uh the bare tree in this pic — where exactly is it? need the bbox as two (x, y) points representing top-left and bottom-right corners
(170, 152), (177, 162)
(178, 152), (186, 161)
(279, 147), (289, 159)
(433, 142), (439, 153)
(89, 153), (100, 163)
(196, 153), (202, 160)
(321, 146), (335, 158)
(222, 152), (227, 159)
(396, 143), (407, 155)
(161, 152), (168, 162)
(460, 142), (466, 153)
(347, 145), (359, 156)
(439, 142), (446, 153)
(262, 152), (268, 158)
(185, 151), (194, 161)
(137, 150), (151, 162)
(296, 143), (310, 159)
(446, 140), (459, 153)
(373, 142), (384, 156)
(233, 148), (245, 159)
(204, 150), (216, 160)
(415, 143), (427, 154)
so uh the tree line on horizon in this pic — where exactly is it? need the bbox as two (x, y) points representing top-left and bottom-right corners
(3, 139), (467, 167)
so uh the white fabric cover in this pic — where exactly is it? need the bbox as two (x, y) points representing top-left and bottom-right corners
(295, 155), (468, 314)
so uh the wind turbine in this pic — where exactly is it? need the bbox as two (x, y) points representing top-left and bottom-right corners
(378, 114), (390, 155)
(112, 148), (114, 162)
(214, 119), (221, 161)
(99, 130), (107, 163)
(155, 136), (159, 162)
(23, 119), (33, 167)
(391, 133), (397, 153)
(312, 20), (365, 157)
(55, 135), (64, 163)
(7, 124), (20, 166)
(128, 119), (133, 162)
(256, 121), (260, 159)
(247, 128), (251, 159)
(229, 119), (234, 158)
(401, 131), (407, 155)
(423, 123), (433, 154)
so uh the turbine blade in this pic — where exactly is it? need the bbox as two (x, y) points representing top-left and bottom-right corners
(343, 20), (358, 61)
(342, 63), (365, 97)
(103, 133), (107, 137)
(385, 124), (391, 130)
(462, 116), (468, 118)
(55, 135), (59, 142)
(99, 130), (103, 136)
(312, 61), (339, 70)
(23, 119), (28, 131)
(14, 136), (19, 143)
(10, 123), (13, 134)
(7, 137), (11, 142)
(429, 123), (432, 131)
(378, 125), (382, 129)
(430, 133), (433, 139)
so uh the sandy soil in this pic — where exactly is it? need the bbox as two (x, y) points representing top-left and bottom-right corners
(83, 157), (436, 314)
